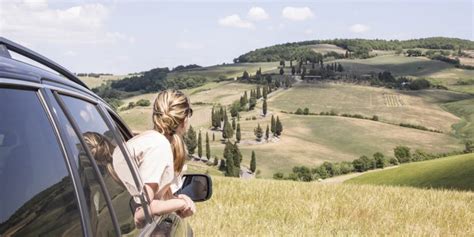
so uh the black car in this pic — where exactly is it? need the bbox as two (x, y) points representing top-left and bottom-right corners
(0, 37), (212, 237)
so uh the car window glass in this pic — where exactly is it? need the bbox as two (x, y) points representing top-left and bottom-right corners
(0, 88), (83, 236)
(58, 94), (139, 236)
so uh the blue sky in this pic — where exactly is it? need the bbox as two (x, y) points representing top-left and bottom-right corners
(1, 0), (473, 74)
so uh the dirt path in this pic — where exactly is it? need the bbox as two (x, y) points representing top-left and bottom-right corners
(319, 165), (399, 184)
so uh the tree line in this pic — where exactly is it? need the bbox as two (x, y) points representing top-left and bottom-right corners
(274, 145), (471, 182)
(235, 37), (474, 63)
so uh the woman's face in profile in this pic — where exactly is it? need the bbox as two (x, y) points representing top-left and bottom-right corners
(176, 115), (190, 136)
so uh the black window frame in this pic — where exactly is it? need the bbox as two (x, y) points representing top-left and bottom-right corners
(52, 90), (124, 236)
(0, 81), (91, 236)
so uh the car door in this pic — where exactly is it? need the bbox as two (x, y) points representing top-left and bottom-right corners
(41, 85), (162, 236)
(0, 83), (85, 236)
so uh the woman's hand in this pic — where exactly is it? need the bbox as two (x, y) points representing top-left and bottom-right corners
(134, 206), (146, 229)
(176, 194), (196, 218)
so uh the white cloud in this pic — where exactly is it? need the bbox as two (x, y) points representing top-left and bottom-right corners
(218, 14), (255, 29)
(247, 7), (269, 21)
(0, 0), (133, 45)
(350, 24), (370, 33)
(282, 7), (314, 21)
(176, 41), (204, 50)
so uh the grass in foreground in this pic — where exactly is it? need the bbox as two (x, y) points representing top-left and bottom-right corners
(188, 176), (474, 236)
(346, 153), (474, 191)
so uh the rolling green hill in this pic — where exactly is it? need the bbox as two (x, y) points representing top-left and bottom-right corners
(345, 153), (474, 191)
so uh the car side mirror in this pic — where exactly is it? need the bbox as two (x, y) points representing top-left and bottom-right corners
(175, 174), (212, 202)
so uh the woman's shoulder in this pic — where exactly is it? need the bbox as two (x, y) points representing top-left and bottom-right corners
(129, 130), (170, 147)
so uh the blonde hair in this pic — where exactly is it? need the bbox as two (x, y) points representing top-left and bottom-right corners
(152, 90), (191, 173)
(83, 132), (123, 187)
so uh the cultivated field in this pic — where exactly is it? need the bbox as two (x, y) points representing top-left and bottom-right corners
(335, 55), (474, 94)
(188, 176), (474, 236)
(269, 82), (468, 132)
(346, 153), (474, 192)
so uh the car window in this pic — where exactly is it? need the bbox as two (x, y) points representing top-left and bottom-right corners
(0, 88), (83, 236)
(57, 94), (139, 236)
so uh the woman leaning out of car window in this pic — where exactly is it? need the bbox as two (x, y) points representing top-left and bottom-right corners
(111, 90), (196, 228)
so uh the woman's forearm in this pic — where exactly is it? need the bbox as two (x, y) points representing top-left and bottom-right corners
(149, 198), (186, 216)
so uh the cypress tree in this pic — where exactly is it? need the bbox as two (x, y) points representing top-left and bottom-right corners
(250, 151), (256, 173)
(185, 126), (197, 155)
(211, 107), (215, 128)
(271, 115), (276, 135)
(232, 117), (236, 130)
(205, 132), (210, 159)
(256, 86), (261, 99)
(219, 107), (224, 122)
(236, 123), (241, 143)
(243, 91), (248, 105)
(254, 123), (263, 141)
(197, 130), (202, 158)
(262, 99), (267, 116)
(212, 132), (215, 141)
(265, 124), (269, 141)
(263, 86), (267, 99)
(222, 116), (234, 140)
(233, 142), (242, 172)
(275, 116), (283, 136)
(224, 142), (235, 176)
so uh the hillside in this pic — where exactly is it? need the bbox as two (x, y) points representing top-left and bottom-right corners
(188, 176), (474, 236)
(235, 37), (474, 63)
(345, 153), (474, 191)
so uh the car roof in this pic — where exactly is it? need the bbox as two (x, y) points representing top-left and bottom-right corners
(0, 37), (100, 100)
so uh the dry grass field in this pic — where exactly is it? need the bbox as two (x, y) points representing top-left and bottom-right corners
(188, 176), (474, 236)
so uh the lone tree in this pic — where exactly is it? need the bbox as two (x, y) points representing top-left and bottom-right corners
(197, 130), (202, 158)
(250, 151), (257, 173)
(262, 99), (267, 116)
(271, 115), (276, 136)
(232, 117), (236, 130)
(394, 146), (411, 163)
(236, 123), (241, 143)
(265, 124), (270, 141)
(279, 67), (284, 75)
(254, 123), (263, 141)
(263, 86), (267, 99)
(212, 133), (215, 141)
(291, 66), (296, 75)
(184, 126), (197, 155)
(275, 116), (283, 136)
(205, 132), (211, 160)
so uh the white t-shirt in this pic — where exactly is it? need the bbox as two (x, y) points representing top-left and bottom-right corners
(112, 130), (184, 200)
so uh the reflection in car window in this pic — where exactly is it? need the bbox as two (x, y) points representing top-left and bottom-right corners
(58, 95), (139, 236)
(0, 88), (82, 236)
